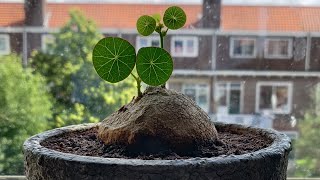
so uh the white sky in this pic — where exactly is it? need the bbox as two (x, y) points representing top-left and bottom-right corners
(1, 0), (320, 6)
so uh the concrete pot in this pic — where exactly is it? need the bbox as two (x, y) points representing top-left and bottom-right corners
(24, 122), (291, 180)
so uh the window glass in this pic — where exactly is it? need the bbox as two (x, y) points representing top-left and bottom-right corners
(0, 35), (10, 55)
(151, 40), (159, 47)
(258, 83), (291, 114)
(174, 40), (183, 53)
(186, 40), (194, 53)
(136, 36), (159, 49)
(216, 82), (242, 114)
(41, 34), (55, 53)
(184, 88), (196, 101)
(171, 36), (198, 57)
(139, 39), (148, 47)
(231, 38), (256, 58)
(0, 38), (6, 51)
(183, 84), (209, 112)
(265, 39), (292, 58)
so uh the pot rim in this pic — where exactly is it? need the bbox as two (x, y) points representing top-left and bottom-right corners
(23, 122), (291, 166)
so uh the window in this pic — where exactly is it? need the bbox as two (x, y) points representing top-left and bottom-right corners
(171, 36), (198, 57)
(41, 34), (55, 52)
(182, 84), (209, 112)
(256, 82), (293, 114)
(264, 38), (293, 59)
(230, 37), (256, 58)
(136, 36), (160, 50)
(215, 82), (243, 114)
(0, 34), (10, 55)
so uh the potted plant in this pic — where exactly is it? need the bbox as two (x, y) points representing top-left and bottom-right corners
(24, 6), (291, 180)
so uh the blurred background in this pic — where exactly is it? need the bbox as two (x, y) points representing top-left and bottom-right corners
(0, 0), (320, 178)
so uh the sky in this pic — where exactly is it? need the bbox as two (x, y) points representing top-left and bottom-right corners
(2, 0), (320, 6)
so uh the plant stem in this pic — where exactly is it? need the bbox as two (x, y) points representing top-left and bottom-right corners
(159, 27), (167, 88)
(160, 32), (164, 49)
(131, 72), (142, 97)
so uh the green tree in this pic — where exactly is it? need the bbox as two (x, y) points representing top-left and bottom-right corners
(31, 9), (136, 128)
(294, 85), (320, 177)
(0, 54), (52, 175)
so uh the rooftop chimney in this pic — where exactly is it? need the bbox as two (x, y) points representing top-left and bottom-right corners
(201, 0), (221, 29)
(24, 0), (45, 26)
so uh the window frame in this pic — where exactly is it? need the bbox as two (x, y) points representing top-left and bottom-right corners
(136, 35), (160, 50)
(264, 38), (293, 59)
(215, 82), (244, 114)
(171, 36), (199, 57)
(255, 81), (293, 114)
(182, 83), (210, 113)
(0, 34), (10, 55)
(41, 34), (55, 52)
(229, 37), (257, 59)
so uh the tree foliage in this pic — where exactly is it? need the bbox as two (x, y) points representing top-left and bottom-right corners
(31, 9), (136, 128)
(0, 54), (52, 175)
(294, 85), (320, 177)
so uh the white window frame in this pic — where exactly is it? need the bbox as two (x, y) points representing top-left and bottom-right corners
(171, 36), (199, 57)
(0, 34), (10, 55)
(182, 83), (210, 113)
(215, 82), (244, 114)
(255, 81), (293, 114)
(230, 37), (257, 58)
(41, 34), (55, 52)
(264, 38), (293, 59)
(136, 36), (160, 50)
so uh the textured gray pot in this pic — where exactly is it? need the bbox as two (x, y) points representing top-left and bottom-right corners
(24, 122), (291, 180)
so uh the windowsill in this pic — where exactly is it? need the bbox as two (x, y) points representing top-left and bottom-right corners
(264, 55), (293, 59)
(172, 54), (198, 58)
(230, 55), (256, 59)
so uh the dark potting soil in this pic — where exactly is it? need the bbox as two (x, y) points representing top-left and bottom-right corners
(41, 127), (273, 160)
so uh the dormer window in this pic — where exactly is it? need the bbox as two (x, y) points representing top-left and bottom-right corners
(230, 37), (256, 58)
(171, 36), (198, 57)
(136, 36), (160, 50)
(264, 38), (293, 59)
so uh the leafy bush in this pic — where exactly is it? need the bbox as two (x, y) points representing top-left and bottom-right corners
(0, 54), (52, 175)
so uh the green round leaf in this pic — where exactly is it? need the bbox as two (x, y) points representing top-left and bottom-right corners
(163, 6), (187, 30)
(136, 15), (156, 36)
(92, 37), (136, 83)
(136, 47), (173, 86)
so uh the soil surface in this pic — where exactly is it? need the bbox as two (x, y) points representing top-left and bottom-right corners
(41, 127), (273, 160)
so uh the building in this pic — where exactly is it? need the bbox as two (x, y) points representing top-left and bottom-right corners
(1, 0), (320, 143)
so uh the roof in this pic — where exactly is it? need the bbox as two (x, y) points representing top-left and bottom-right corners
(0, 3), (25, 26)
(0, 3), (201, 28)
(222, 6), (320, 32)
(1, 3), (320, 32)
(45, 3), (201, 28)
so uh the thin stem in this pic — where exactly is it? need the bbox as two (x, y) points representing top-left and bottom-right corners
(158, 27), (167, 88)
(160, 32), (164, 49)
(131, 72), (142, 97)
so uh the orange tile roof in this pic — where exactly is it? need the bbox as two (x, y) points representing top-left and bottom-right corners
(222, 6), (320, 32)
(1, 3), (320, 32)
(0, 3), (25, 26)
(46, 3), (201, 28)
